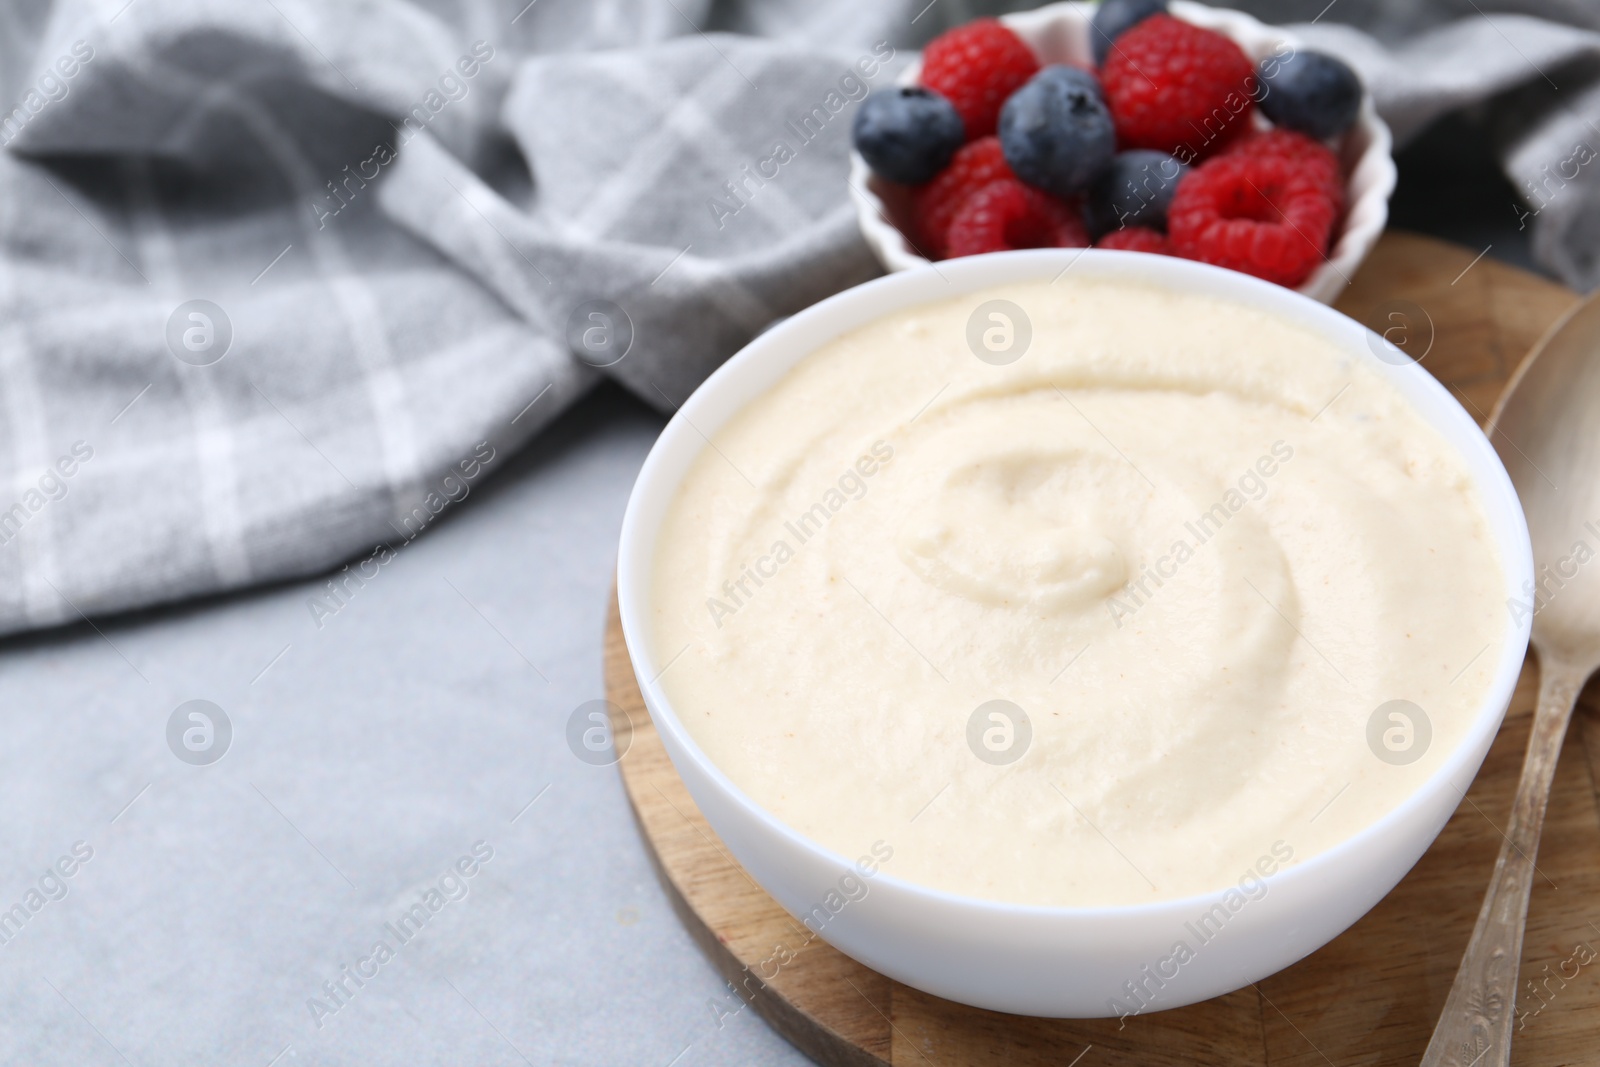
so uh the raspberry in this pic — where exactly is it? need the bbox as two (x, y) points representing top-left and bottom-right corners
(1097, 226), (1169, 253)
(1167, 153), (1339, 287)
(945, 178), (1088, 257)
(1219, 128), (1343, 208)
(1102, 15), (1255, 162)
(920, 19), (1040, 140)
(911, 136), (1014, 257)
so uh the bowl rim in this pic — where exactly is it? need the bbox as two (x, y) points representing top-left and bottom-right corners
(847, 0), (1399, 306)
(617, 248), (1534, 922)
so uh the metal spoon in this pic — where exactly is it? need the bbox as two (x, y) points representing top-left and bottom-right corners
(1420, 289), (1600, 1067)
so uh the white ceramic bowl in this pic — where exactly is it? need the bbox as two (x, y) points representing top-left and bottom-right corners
(849, 0), (1397, 305)
(617, 250), (1531, 1017)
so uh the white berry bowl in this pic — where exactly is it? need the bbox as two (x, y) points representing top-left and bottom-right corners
(849, 0), (1396, 304)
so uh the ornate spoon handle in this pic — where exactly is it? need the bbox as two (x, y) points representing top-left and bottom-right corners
(1420, 657), (1586, 1067)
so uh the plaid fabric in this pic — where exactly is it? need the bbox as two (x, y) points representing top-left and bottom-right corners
(0, 0), (1596, 637)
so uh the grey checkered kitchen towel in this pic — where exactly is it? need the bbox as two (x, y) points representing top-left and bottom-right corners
(0, 0), (1597, 637)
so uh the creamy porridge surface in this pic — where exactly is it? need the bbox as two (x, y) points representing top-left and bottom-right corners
(650, 279), (1505, 906)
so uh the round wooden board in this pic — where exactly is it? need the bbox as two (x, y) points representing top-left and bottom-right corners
(604, 231), (1600, 1067)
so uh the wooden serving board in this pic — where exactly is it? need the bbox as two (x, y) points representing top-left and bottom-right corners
(604, 232), (1600, 1066)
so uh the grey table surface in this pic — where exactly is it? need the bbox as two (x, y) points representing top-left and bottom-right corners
(0, 386), (810, 1067)
(0, 118), (1544, 1066)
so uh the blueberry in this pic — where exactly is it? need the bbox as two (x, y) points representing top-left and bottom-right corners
(998, 66), (1116, 199)
(1087, 150), (1188, 236)
(852, 87), (965, 185)
(1090, 0), (1167, 67)
(1254, 50), (1361, 141)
